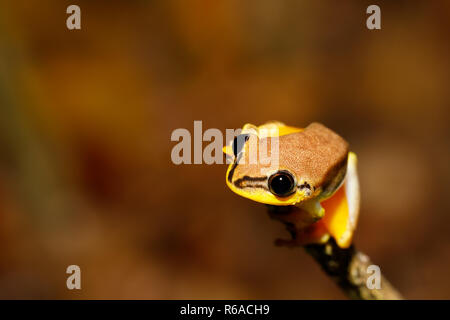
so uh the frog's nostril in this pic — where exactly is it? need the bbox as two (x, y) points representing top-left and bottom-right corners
(299, 182), (311, 190)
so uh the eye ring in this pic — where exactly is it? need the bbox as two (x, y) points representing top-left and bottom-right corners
(268, 170), (296, 197)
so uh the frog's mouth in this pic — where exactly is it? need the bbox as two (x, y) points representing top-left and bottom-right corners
(226, 173), (313, 207)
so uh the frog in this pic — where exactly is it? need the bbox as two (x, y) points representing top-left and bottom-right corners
(223, 121), (360, 248)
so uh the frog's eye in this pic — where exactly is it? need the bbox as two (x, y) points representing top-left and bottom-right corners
(268, 171), (296, 197)
(232, 134), (250, 157)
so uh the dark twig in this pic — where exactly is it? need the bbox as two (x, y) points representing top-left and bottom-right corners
(304, 239), (403, 300)
(269, 207), (403, 300)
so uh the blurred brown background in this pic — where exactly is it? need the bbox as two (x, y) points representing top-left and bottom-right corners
(0, 1), (449, 299)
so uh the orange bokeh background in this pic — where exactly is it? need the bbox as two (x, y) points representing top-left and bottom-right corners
(0, 1), (449, 298)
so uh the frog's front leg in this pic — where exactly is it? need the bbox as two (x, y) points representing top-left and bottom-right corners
(268, 204), (329, 247)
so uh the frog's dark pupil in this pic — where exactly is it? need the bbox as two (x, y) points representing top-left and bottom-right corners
(269, 171), (295, 197)
(232, 134), (250, 157)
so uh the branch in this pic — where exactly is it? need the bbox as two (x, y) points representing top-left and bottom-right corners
(269, 209), (403, 300)
(304, 240), (403, 300)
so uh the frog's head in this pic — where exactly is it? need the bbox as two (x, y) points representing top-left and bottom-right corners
(224, 122), (349, 206)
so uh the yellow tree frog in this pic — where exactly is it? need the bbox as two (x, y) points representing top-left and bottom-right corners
(223, 122), (360, 248)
